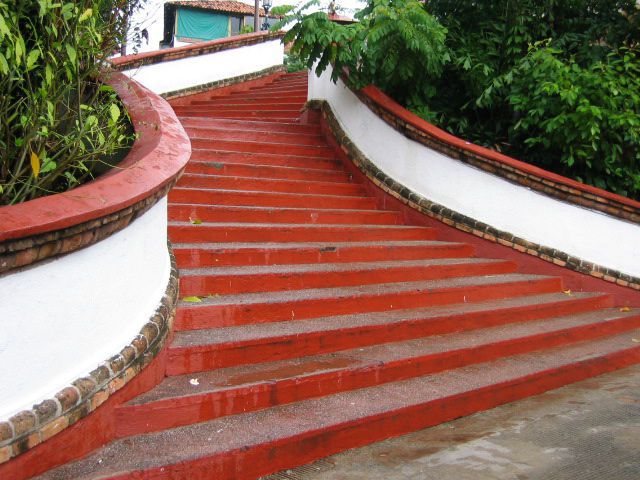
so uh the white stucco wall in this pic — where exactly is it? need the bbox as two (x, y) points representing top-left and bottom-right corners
(0, 199), (170, 420)
(309, 66), (640, 278)
(122, 39), (284, 95)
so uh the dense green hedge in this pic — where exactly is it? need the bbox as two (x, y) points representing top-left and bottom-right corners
(0, 1), (141, 205)
(279, 0), (640, 199)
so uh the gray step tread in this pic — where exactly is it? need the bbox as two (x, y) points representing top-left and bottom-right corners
(39, 330), (640, 479)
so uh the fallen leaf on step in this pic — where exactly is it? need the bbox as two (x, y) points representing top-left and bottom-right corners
(620, 306), (632, 312)
(189, 217), (202, 225)
(182, 296), (203, 303)
(563, 289), (572, 296)
(632, 338), (640, 343)
(189, 378), (199, 386)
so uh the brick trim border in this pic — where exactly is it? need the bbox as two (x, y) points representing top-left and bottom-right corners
(0, 180), (176, 275)
(161, 65), (286, 100)
(0, 244), (179, 464)
(348, 85), (640, 225)
(111, 32), (285, 71)
(314, 101), (640, 291)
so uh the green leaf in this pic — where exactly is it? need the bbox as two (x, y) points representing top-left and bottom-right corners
(78, 8), (93, 23)
(27, 50), (40, 69)
(182, 296), (203, 303)
(0, 52), (8, 75)
(189, 217), (203, 225)
(65, 43), (76, 65)
(109, 103), (120, 123)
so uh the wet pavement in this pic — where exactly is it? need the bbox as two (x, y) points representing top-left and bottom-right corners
(263, 363), (640, 480)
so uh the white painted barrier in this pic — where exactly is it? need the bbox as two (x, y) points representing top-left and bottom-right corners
(309, 65), (640, 279)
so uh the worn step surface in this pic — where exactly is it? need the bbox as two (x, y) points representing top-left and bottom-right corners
(117, 303), (633, 434)
(38, 332), (640, 480)
(28, 71), (640, 480)
(171, 240), (476, 267)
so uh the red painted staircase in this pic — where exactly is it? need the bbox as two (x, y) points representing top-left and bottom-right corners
(36, 72), (640, 479)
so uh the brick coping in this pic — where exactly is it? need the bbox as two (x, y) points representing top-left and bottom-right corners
(344, 83), (640, 224)
(0, 71), (191, 274)
(111, 32), (285, 71)
(0, 244), (179, 464)
(312, 100), (640, 292)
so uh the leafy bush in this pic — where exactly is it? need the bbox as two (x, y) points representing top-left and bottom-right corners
(0, 1), (141, 205)
(508, 45), (640, 197)
(280, 0), (640, 199)
(276, 0), (449, 106)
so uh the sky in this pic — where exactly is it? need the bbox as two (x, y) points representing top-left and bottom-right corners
(129, 0), (366, 54)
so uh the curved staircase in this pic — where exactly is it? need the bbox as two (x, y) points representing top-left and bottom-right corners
(37, 72), (640, 479)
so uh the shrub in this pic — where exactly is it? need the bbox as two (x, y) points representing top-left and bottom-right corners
(280, 0), (640, 199)
(0, 1), (140, 205)
(508, 45), (640, 198)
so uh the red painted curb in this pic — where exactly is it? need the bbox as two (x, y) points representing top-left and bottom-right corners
(0, 71), (191, 242)
(359, 84), (640, 212)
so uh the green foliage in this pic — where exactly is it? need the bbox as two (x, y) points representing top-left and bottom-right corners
(239, 24), (254, 34)
(281, 0), (640, 199)
(284, 51), (306, 72)
(0, 1), (140, 205)
(276, 0), (449, 105)
(508, 45), (640, 197)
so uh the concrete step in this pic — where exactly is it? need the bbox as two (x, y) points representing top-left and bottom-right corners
(174, 174), (366, 196)
(184, 160), (350, 182)
(174, 273), (563, 330)
(168, 204), (402, 226)
(167, 222), (438, 244)
(45, 331), (640, 480)
(117, 298), (623, 434)
(177, 258), (517, 296)
(189, 138), (334, 158)
(186, 103), (305, 112)
(171, 240), (476, 268)
(188, 149), (340, 170)
(168, 187), (378, 210)
(183, 126), (326, 146)
(178, 117), (320, 134)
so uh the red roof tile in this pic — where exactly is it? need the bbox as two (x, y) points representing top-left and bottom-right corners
(168, 0), (268, 16)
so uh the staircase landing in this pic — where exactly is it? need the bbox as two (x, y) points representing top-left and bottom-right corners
(35, 72), (640, 479)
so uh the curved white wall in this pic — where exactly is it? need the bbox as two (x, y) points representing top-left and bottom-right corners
(122, 39), (284, 94)
(0, 199), (170, 420)
(309, 66), (640, 278)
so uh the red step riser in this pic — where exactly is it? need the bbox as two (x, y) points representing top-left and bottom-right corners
(184, 162), (350, 182)
(169, 296), (622, 377)
(184, 128), (326, 146)
(158, 317), (638, 433)
(168, 205), (401, 226)
(175, 277), (563, 330)
(190, 139), (334, 158)
(179, 118), (320, 134)
(187, 103), (305, 112)
(168, 189), (377, 210)
(221, 94), (308, 103)
(174, 110), (301, 120)
(168, 225), (437, 244)
(203, 97), (306, 105)
(244, 87), (307, 95)
(110, 348), (640, 478)
(169, 224), (435, 243)
(174, 176), (365, 197)
(172, 244), (475, 268)
(178, 261), (517, 297)
(188, 152), (340, 170)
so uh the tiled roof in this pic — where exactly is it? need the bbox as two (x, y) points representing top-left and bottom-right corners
(168, 1), (267, 16)
(328, 12), (356, 23)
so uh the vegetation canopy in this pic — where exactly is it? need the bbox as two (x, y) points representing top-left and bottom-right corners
(0, 0), (146, 206)
(277, 0), (640, 199)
